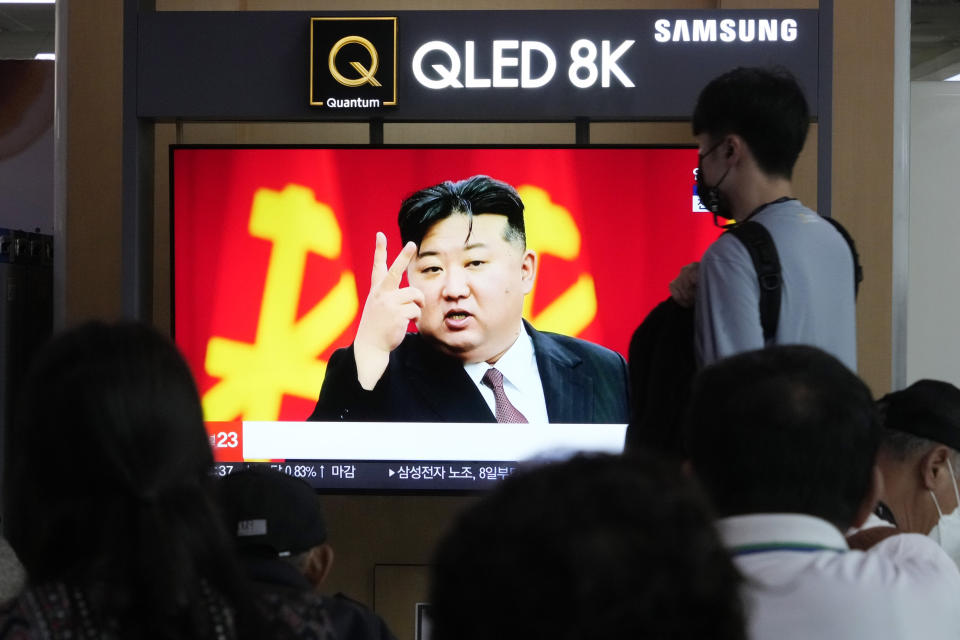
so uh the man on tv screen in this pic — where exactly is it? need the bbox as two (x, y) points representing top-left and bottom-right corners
(308, 175), (629, 424)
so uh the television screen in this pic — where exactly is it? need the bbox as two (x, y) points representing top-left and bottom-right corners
(172, 145), (720, 490)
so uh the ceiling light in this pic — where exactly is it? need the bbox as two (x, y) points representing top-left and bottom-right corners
(945, 72), (960, 82)
(34, 52), (54, 60)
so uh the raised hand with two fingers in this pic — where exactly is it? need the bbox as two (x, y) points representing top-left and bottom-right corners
(353, 232), (425, 390)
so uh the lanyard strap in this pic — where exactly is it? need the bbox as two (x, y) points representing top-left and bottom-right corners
(731, 542), (846, 557)
(739, 196), (796, 225)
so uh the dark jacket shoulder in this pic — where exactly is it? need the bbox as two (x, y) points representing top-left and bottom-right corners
(308, 333), (490, 423)
(309, 326), (629, 424)
(526, 322), (630, 424)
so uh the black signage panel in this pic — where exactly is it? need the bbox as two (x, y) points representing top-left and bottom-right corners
(396, 10), (819, 120)
(310, 17), (397, 108)
(139, 10), (821, 121)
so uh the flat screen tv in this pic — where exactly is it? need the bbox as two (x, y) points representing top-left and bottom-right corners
(171, 145), (720, 490)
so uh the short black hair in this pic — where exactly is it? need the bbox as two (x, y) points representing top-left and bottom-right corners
(692, 66), (810, 179)
(685, 345), (879, 530)
(429, 453), (746, 640)
(397, 175), (525, 248)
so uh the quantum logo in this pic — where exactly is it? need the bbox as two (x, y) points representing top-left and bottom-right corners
(328, 35), (382, 87)
(310, 17), (397, 108)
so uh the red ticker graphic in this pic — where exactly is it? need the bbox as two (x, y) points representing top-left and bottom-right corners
(174, 147), (720, 422)
(205, 421), (244, 463)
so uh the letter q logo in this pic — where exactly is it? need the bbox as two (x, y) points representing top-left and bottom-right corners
(309, 17), (397, 107)
(329, 35), (382, 87)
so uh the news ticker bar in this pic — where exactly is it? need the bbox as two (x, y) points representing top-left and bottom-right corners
(213, 460), (523, 491)
(205, 421), (627, 465)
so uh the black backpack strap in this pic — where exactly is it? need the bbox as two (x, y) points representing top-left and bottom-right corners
(821, 217), (864, 297)
(725, 221), (781, 342)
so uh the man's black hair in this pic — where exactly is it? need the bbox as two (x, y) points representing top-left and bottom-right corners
(692, 66), (810, 179)
(397, 175), (525, 248)
(429, 453), (746, 640)
(684, 345), (879, 531)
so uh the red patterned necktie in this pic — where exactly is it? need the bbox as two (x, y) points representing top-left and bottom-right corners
(482, 367), (528, 423)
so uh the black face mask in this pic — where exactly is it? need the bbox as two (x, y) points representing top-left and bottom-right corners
(696, 140), (733, 228)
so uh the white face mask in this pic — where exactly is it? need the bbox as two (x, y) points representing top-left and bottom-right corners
(928, 458), (960, 569)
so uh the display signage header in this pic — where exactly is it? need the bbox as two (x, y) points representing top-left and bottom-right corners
(310, 17), (398, 108)
(139, 10), (822, 121)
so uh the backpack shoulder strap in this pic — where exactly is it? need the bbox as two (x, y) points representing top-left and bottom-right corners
(725, 221), (782, 342)
(821, 216), (864, 297)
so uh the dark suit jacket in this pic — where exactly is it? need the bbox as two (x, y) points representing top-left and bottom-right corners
(308, 322), (629, 424)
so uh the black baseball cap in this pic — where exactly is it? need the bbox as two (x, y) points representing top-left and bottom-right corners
(217, 467), (327, 557)
(878, 379), (960, 452)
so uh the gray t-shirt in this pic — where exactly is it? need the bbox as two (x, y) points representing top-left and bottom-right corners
(695, 198), (857, 371)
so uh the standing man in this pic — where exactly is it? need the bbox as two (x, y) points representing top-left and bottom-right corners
(670, 66), (856, 370)
(309, 175), (629, 423)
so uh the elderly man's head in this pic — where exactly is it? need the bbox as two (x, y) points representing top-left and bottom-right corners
(876, 380), (960, 551)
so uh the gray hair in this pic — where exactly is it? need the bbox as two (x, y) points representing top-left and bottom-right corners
(281, 550), (310, 574)
(880, 428), (960, 469)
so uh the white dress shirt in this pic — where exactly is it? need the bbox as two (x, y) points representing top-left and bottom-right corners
(463, 323), (549, 424)
(719, 513), (960, 640)
(846, 511), (896, 536)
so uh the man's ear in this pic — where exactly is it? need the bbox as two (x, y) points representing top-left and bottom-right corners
(852, 465), (884, 530)
(304, 543), (335, 588)
(921, 445), (952, 491)
(520, 249), (537, 293)
(724, 134), (746, 164)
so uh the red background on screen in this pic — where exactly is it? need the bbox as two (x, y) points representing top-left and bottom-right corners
(173, 147), (720, 421)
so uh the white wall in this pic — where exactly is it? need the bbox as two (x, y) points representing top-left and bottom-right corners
(907, 81), (960, 386)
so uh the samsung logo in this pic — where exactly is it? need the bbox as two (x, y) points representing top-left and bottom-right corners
(654, 18), (798, 43)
